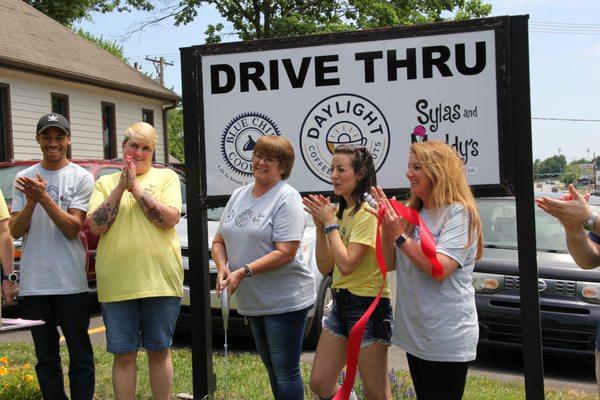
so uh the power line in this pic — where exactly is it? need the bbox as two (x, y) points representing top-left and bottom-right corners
(532, 117), (600, 123)
(529, 21), (600, 35)
(533, 21), (600, 27)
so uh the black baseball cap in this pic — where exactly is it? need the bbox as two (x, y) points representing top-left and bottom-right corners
(36, 113), (70, 135)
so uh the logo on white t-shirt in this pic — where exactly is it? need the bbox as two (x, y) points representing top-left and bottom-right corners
(235, 209), (253, 227)
(46, 185), (59, 203)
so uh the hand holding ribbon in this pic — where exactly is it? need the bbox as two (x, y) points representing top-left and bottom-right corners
(369, 186), (443, 279)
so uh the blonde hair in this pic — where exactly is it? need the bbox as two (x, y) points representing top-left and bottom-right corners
(253, 135), (295, 180)
(122, 122), (157, 150)
(408, 141), (483, 259)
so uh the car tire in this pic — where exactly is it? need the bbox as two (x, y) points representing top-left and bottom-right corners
(304, 274), (333, 349)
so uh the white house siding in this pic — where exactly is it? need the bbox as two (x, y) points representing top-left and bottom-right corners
(0, 67), (169, 162)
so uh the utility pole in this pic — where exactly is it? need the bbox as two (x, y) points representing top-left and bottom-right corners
(595, 152), (597, 195)
(145, 56), (174, 86)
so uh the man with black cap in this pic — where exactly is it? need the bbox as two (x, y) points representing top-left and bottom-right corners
(10, 113), (95, 399)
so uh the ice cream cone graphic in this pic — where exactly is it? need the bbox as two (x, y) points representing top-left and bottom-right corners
(411, 125), (427, 143)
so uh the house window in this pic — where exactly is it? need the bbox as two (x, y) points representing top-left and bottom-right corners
(142, 109), (154, 126)
(142, 109), (157, 161)
(0, 84), (12, 161)
(101, 102), (116, 159)
(51, 93), (71, 158)
(51, 93), (69, 119)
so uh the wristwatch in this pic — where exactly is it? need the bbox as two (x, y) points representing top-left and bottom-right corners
(394, 234), (409, 248)
(2, 273), (18, 283)
(582, 211), (599, 232)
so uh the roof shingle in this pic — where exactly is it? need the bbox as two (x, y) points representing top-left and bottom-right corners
(0, 0), (180, 102)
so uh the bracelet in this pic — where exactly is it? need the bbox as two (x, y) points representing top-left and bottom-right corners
(128, 183), (140, 193)
(323, 223), (340, 234)
(243, 264), (254, 278)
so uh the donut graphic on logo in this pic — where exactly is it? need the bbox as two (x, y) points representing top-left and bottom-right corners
(300, 94), (390, 183)
(325, 121), (367, 154)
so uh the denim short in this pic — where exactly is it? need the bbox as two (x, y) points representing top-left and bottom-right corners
(323, 288), (393, 348)
(101, 296), (181, 354)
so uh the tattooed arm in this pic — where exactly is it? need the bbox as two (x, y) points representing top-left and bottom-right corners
(87, 187), (124, 235)
(87, 170), (128, 235)
(130, 186), (180, 229)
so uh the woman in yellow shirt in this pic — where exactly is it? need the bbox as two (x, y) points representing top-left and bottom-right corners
(87, 122), (182, 400)
(303, 145), (392, 400)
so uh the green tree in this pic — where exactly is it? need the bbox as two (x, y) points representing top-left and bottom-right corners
(26, 0), (154, 27)
(167, 107), (184, 162)
(533, 158), (542, 175)
(537, 155), (566, 177)
(74, 28), (128, 62)
(561, 163), (582, 186)
(571, 158), (589, 165)
(141, 0), (491, 42)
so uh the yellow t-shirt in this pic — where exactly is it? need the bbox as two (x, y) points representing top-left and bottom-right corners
(0, 189), (9, 220)
(332, 204), (391, 298)
(87, 167), (183, 302)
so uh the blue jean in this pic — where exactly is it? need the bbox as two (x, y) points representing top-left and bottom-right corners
(101, 296), (181, 354)
(22, 293), (95, 400)
(324, 288), (393, 348)
(249, 307), (310, 400)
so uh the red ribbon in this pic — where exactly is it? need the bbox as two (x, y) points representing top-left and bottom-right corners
(333, 200), (442, 400)
(382, 200), (444, 279)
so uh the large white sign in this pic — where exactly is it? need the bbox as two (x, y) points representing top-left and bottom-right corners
(201, 30), (499, 196)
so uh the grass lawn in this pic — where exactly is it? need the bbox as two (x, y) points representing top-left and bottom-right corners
(0, 343), (596, 399)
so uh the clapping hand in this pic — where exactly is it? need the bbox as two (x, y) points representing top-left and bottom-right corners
(536, 184), (591, 229)
(15, 173), (48, 204)
(119, 155), (138, 192)
(302, 195), (335, 228)
(366, 186), (407, 242)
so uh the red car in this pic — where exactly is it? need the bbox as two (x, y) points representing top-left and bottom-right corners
(0, 159), (185, 302)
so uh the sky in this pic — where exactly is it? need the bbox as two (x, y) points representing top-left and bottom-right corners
(76, 0), (600, 163)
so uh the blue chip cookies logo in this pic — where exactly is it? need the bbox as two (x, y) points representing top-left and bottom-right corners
(218, 112), (280, 186)
(300, 94), (390, 183)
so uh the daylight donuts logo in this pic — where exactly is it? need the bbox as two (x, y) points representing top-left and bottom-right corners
(218, 112), (280, 185)
(300, 94), (390, 183)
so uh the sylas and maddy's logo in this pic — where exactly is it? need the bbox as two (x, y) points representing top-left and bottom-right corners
(411, 99), (480, 164)
(218, 112), (280, 185)
(300, 94), (390, 183)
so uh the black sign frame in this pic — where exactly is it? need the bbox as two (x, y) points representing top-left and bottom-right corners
(181, 14), (544, 399)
